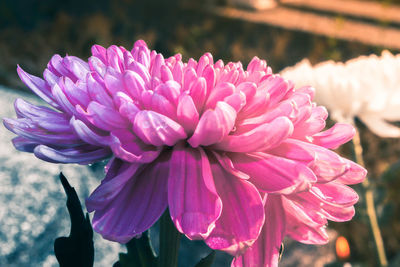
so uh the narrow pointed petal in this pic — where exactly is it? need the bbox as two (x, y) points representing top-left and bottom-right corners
(17, 65), (59, 108)
(34, 145), (110, 164)
(335, 159), (367, 185)
(168, 145), (222, 239)
(311, 123), (355, 149)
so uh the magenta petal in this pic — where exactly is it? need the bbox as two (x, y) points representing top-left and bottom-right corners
(168, 145), (222, 239)
(86, 162), (140, 211)
(177, 94), (199, 134)
(90, 156), (170, 243)
(286, 213), (329, 245)
(312, 123), (355, 149)
(312, 182), (359, 207)
(231, 152), (316, 194)
(205, 161), (264, 255)
(133, 110), (187, 146)
(214, 117), (293, 152)
(109, 129), (161, 163)
(188, 102), (236, 147)
(232, 195), (285, 267)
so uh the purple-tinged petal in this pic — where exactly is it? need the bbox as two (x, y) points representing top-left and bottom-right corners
(63, 56), (90, 80)
(12, 136), (38, 152)
(85, 101), (128, 131)
(3, 118), (82, 146)
(188, 102), (236, 147)
(70, 117), (111, 146)
(34, 145), (110, 164)
(214, 117), (293, 153)
(109, 129), (162, 163)
(17, 65), (59, 108)
(90, 155), (170, 243)
(132, 110), (187, 146)
(312, 123), (355, 149)
(86, 72), (114, 107)
(205, 161), (264, 255)
(168, 144), (222, 240)
(232, 195), (285, 267)
(231, 152), (316, 194)
(86, 162), (141, 211)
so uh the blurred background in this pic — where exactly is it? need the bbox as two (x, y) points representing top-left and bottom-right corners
(1, 0), (400, 266)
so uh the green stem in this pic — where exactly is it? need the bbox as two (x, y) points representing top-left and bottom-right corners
(352, 125), (388, 267)
(158, 209), (181, 267)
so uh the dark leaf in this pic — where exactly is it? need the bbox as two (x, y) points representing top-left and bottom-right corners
(54, 172), (94, 267)
(194, 251), (216, 267)
(114, 231), (158, 267)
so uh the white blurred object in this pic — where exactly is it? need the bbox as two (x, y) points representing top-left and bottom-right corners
(227, 0), (277, 10)
(281, 51), (400, 138)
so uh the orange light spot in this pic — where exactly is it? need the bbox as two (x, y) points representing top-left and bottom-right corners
(336, 236), (350, 260)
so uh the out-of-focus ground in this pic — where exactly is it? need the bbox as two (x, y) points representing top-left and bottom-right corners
(1, 0), (400, 266)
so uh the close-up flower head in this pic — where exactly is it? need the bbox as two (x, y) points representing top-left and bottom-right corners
(3, 40), (366, 266)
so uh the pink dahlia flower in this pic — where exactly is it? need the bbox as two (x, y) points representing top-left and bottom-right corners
(4, 40), (366, 265)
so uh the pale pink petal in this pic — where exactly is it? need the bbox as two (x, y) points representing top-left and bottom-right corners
(133, 110), (187, 146)
(231, 152), (316, 194)
(335, 159), (367, 185)
(311, 123), (355, 149)
(177, 94), (199, 134)
(188, 102), (236, 147)
(214, 117), (293, 152)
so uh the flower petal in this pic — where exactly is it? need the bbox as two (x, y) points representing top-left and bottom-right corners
(214, 117), (293, 153)
(90, 155), (170, 243)
(231, 152), (316, 194)
(232, 195), (285, 267)
(188, 102), (236, 147)
(168, 145), (222, 240)
(205, 160), (264, 255)
(311, 123), (355, 149)
(33, 145), (110, 164)
(16, 65), (59, 108)
(133, 110), (187, 146)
